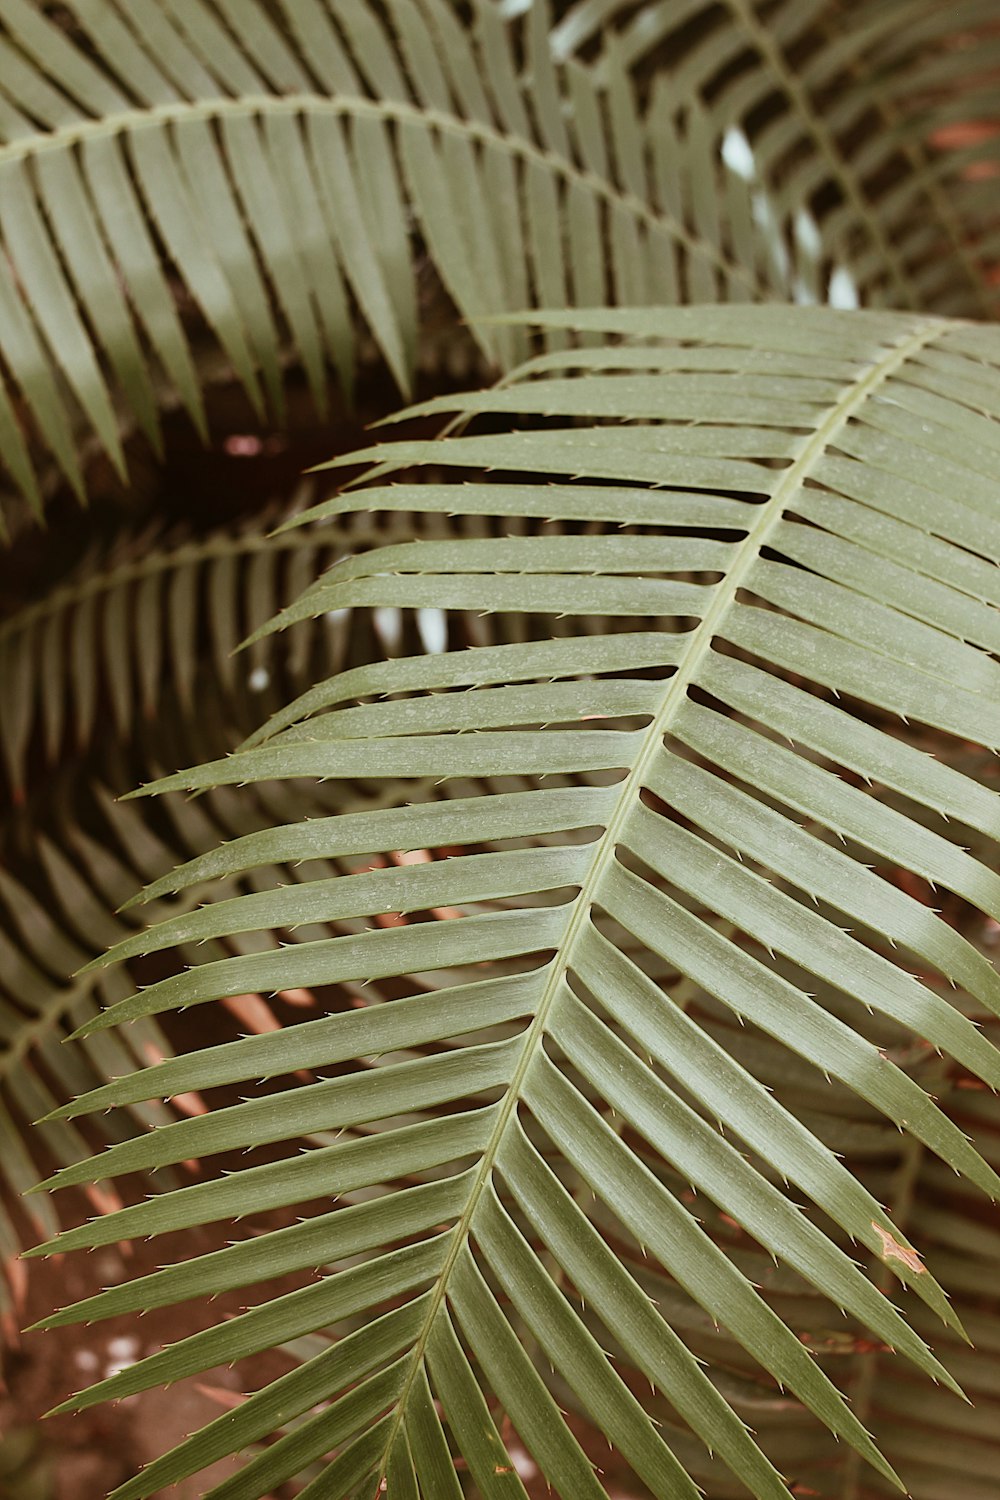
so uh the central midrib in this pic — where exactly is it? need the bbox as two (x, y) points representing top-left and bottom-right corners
(0, 91), (763, 297)
(370, 312), (945, 1487)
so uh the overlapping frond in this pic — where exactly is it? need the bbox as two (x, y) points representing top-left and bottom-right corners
(0, 746), (454, 1336)
(29, 307), (1000, 1498)
(839, 1068), (1000, 1499)
(557, 0), (1000, 319)
(0, 496), (475, 800)
(0, 481), (479, 1317)
(7, 0), (997, 529)
(0, 810), (182, 1337)
(0, 0), (806, 525)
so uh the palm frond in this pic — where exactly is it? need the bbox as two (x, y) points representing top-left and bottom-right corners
(0, 494), (479, 799)
(0, 487), (477, 1307)
(6, 0), (998, 529)
(0, 776), (199, 1336)
(557, 0), (1000, 318)
(0, 831), (179, 1273)
(0, 0), (798, 524)
(28, 306), (1000, 1498)
(0, 740), (457, 1332)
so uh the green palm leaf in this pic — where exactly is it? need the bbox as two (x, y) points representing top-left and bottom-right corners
(5, 0), (998, 528)
(0, 488), (475, 1308)
(0, 0), (788, 523)
(0, 494), (478, 798)
(0, 815), (184, 1302)
(0, 738), (459, 1335)
(29, 305), (1000, 1497)
(559, 0), (1000, 318)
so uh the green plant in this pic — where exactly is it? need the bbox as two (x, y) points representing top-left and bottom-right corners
(2, 3), (999, 1498)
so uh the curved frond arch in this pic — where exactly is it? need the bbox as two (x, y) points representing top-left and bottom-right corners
(0, 494), (487, 800)
(0, 0), (798, 524)
(6, 0), (996, 529)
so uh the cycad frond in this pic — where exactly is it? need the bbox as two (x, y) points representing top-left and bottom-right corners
(6, 0), (997, 528)
(559, 0), (1000, 318)
(0, 778), (198, 1334)
(0, 831), (179, 1266)
(0, 747), (452, 1331)
(0, 0), (792, 523)
(0, 496), (474, 799)
(31, 306), (1000, 1498)
(0, 490), (470, 1304)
